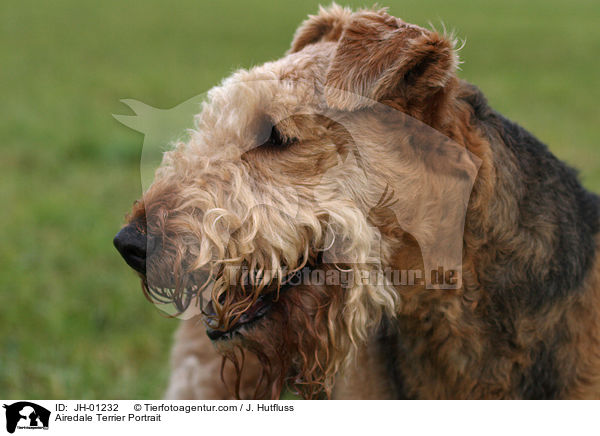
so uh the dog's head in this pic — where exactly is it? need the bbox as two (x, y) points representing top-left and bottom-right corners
(114, 4), (477, 398)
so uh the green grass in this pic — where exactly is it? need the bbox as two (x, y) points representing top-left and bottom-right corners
(1, 0), (599, 398)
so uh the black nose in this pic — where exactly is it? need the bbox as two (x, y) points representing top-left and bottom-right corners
(113, 223), (146, 274)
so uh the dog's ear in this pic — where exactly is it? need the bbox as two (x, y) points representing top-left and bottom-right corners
(289, 3), (352, 53)
(324, 10), (458, 111)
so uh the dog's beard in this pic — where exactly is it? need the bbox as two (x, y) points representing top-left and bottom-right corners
(142, 240), (360, 399)
(137, 184), (399, 398)
(214, 275), (350, 400)
(143, 257), (351, 399)
(141, 230), (398, 398)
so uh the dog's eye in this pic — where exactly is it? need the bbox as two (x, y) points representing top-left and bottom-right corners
(267, 126), (297, 148)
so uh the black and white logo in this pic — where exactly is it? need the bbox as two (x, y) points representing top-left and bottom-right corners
(3, 402), (50, 434)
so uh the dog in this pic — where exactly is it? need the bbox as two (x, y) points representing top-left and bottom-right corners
(113, 4), (600, 399)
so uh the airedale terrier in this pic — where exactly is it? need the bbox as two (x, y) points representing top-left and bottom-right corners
(114, 5), (600, 399)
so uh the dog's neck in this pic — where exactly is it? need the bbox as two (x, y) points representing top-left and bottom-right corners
(456, 82), (600, 312)
(367, 81), (600, 398)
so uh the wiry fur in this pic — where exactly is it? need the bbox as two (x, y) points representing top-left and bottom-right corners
(117, 5), (600, 399)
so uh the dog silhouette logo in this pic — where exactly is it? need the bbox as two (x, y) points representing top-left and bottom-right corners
(3, 402), (50, 433)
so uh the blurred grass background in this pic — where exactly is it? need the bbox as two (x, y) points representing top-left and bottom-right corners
(1, 0), (598, 398)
